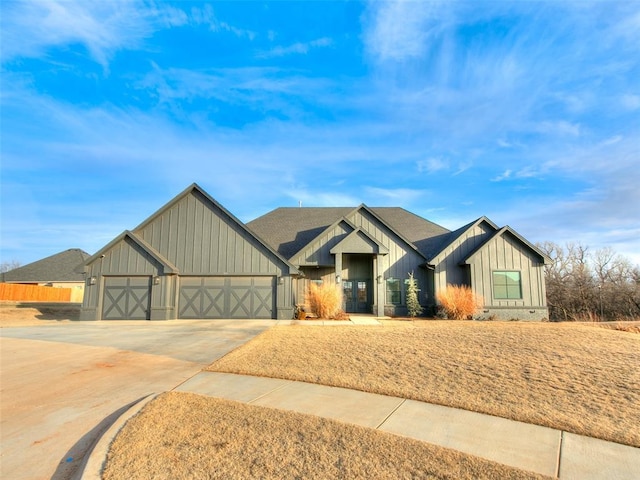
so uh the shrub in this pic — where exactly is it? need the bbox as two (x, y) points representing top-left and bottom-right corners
(436, 284), (483, 320)
(406, 272), (423, 318)
(306, 282), (344, 319)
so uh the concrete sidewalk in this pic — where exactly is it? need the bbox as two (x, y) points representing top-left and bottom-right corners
(175, 371), (640, 480)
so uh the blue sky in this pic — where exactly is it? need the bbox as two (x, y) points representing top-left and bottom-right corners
(1, 0), (639, 266)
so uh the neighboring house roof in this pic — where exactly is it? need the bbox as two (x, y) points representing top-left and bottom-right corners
(247, 206), (451, 260)
(1, 248), (90, 283)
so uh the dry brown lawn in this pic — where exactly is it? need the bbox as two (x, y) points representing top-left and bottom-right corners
(208, 321), (640, 447)
(103, 392), (548, 480)
(0, 304), (78, 327)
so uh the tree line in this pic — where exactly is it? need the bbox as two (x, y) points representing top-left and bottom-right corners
(537, 242), (640, 321)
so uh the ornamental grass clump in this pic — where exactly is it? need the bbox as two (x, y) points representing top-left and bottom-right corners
(436, 284), (483, 320)
(306, 282), (344, 319)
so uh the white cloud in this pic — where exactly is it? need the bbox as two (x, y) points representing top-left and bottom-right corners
(453, 161), (473, 176)
(485, 133), (640, 264)
(257, 37), (333, 58)
(364, 187), (427, 204)
(0, 1), (255, 69)
(363, 0), (450, 61)
(136, 63), (335, 122)
(536, 120), (582, 137)
(189, 4), (255, 39)
(417, 157), (448, 174)
(599, 135), (623, 147)
(1, 0), (163, 68)
(620, 94), (640, 111)
(491, 170), (512, 182)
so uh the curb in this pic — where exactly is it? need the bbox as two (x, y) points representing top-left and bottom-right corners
(77, 393), (159, 480)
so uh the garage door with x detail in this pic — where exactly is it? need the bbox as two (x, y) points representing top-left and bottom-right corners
(179, 282), (225, 319)
(102, 277), (151, 320)
(179, 277), (275, 319)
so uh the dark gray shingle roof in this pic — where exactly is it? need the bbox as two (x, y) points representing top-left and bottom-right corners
(247, 207), (450, 260)
(1, 249), (90, 282)
(248, 208), (354, 260)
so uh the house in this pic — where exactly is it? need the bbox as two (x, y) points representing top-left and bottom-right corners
(80, 183), (549, 321)
(1, 248), (90, 302)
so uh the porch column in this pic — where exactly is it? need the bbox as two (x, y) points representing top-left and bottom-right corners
(375, 254), (385, 317)
(334, 252), (343, 283)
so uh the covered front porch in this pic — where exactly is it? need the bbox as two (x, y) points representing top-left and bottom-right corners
(294, 227), (389, 316)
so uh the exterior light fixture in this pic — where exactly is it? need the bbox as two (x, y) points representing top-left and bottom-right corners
(88, 276), (97, 286)
(278, 276), (284, 285)
(335, 274), (341, 283)
(377, 275), (382, 284)
(153, 276), (161, 285)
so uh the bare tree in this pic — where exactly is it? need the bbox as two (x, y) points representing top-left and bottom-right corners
(537, 242), (640, 321)
(0, 260), (21, 274)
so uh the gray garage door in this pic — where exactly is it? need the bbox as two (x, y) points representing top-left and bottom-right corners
(102, 277), (152, 320)
(179, 276), (275, 319)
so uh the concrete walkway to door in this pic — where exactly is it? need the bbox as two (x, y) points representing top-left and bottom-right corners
(0, 320), (275, 480)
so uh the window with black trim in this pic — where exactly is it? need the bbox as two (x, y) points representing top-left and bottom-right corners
(493, 271), (522, 299)
(386, 278), (401, 305)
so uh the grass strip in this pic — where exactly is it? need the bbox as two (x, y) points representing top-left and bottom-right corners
(103, 392), (549, 480)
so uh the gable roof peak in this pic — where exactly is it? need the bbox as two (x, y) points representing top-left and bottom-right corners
(462, 225), (552, 265)
(128, 183), (299, 274)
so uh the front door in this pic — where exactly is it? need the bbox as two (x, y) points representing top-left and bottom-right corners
(343, 279), (371, 313)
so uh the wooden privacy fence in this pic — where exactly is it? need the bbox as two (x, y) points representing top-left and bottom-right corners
(0, 283), (72, 302)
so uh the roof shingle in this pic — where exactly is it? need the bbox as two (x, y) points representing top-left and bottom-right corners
(1, 248), (90, 283)
(247, 207), (450, 260)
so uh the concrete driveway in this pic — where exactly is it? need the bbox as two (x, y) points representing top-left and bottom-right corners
(0, 320), (275, 480)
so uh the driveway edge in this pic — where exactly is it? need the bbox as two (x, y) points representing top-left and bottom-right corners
(77, 393), (158, 480)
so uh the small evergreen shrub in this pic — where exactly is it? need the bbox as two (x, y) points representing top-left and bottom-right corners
(406, 272), (423, 318)
(436, 284), (483, 320)
(306, 282), (344, 319)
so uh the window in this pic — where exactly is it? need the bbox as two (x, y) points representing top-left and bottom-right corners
(386, 278), (401, 305)
(493, 271), (522, 299)
(343, 281), (353, 300)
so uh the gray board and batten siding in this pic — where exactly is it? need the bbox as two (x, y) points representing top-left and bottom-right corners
(463, 227), (549, 320)
(81, 183), (549, 321)
(250, 208), (550, 320)
(426, 217), (549, 320)
(80, 184), (297, 321)
(251, 206), (436, 317)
